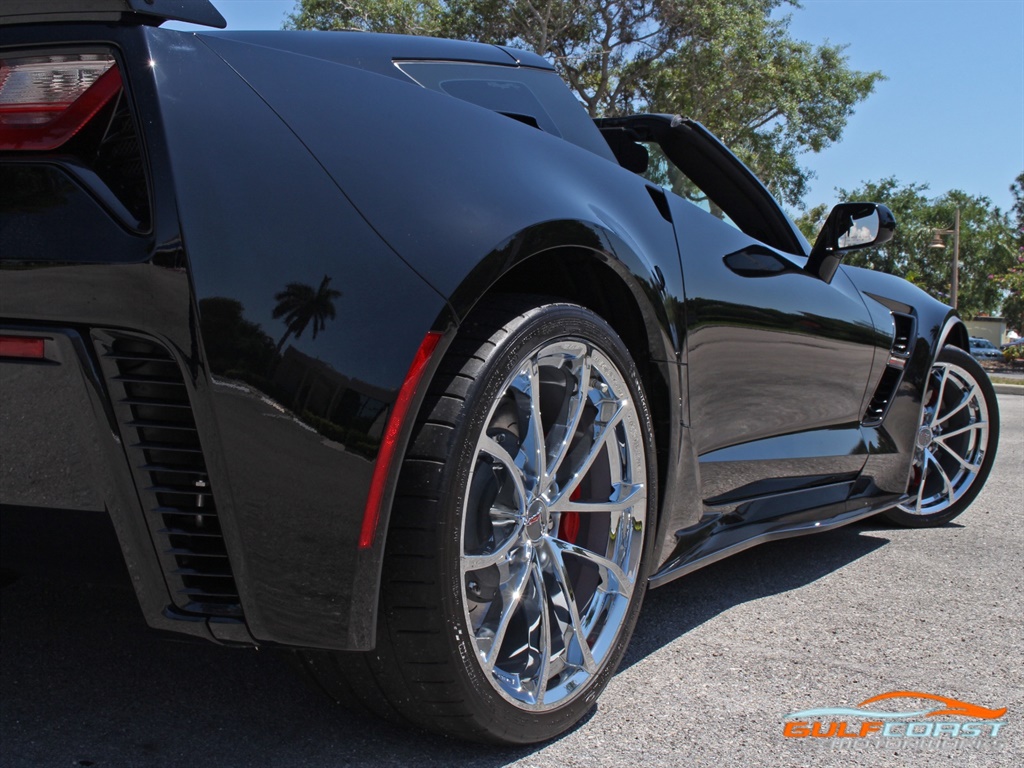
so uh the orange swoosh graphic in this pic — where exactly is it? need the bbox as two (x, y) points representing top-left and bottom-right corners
(859, 691), (1007, 720)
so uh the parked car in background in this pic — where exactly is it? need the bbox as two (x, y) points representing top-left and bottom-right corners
(0, 0), (1001, 745)
(970, 337), (1003, 361)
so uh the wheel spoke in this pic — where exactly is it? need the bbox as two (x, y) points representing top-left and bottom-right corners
(934, 438), (981, 473)
(550, 482), (645, 514)
(531, 562), (552, 705)
(553, 399), (627, 503)
(482, 560), (532, 672)
(478, 435), (528, 516)
(914, 456), (929, 515)
(935, 420), (987, 441)
(924, 450), (955, 506)
(517, 360), (547, 490)
(926, 364), (952, 427)
(544, 353), (592, 489)
(544, 539), (597, 674)
(549, 537), (632, 598)
(934, 384), (978, 427)
(463, 529), (523, 569)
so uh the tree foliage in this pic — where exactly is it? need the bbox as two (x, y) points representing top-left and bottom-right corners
(796, 178), (1017, 321)
(285, 0), (882, 206)
(992, 171), (1024, 332)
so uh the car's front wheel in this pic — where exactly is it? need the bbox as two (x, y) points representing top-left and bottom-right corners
(297, 297), (656, 744)
(883, 345), (999, 527)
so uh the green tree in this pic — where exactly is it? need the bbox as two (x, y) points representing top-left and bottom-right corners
(992, 171), (1024, 333)
(272, 275), (342, 352)
(797, 178), (1016, 320)
(285, 0), (882, 206)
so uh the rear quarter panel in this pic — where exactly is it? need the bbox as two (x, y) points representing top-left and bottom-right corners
(142, 29), (450, 648)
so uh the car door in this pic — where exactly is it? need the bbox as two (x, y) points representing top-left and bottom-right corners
(598, 116), (890, 511)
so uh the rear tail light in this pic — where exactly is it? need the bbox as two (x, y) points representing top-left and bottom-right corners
(0, 336), (46, 360)
(0, 53), (121, 151)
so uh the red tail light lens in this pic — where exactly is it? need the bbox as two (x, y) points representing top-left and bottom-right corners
(0, 336), (46, 359)
(0, 53), (121, 151)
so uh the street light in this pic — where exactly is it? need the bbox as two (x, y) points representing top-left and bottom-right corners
(928, 207), (960, 309)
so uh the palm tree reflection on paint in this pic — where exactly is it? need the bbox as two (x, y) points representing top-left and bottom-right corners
(272, 274), (341, 353)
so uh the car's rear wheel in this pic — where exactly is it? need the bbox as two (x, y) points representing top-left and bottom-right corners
(296, 297), (656, 744)
(883, 346), (999, 527)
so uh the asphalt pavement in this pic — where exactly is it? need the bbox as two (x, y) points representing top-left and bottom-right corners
(1, 395), (1021, 768)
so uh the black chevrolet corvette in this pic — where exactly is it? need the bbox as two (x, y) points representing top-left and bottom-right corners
(0, 0), (1000, 745)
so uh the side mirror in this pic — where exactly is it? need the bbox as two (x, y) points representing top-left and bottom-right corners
(807, 202), (896, 282)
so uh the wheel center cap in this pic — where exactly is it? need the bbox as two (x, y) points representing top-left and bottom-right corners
(916, 425), (934, 448)
(525, 499), (547, 540)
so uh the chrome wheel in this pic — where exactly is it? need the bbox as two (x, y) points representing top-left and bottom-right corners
(461, 338), (647, 710)
(898, 352), (994, 517)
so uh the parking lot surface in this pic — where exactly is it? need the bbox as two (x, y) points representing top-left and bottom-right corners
(1, 395), (1020, 767)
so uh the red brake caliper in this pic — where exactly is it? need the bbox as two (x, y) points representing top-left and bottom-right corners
(909, 465), (922, 493)
(558, 487), (581, 543)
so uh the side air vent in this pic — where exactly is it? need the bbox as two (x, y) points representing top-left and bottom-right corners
(862, 366), (903, 424)
(862, 312), (916, 427)
(891, 313), (914, 357)
(93, 330), (241, 618)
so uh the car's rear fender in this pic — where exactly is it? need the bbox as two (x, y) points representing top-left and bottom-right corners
(134, 28), (462, 651)
(193, 35), (701, 575)
(195, 35), (687, 345)
(1, 23), (455, 651)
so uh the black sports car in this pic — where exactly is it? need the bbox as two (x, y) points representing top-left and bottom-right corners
(0, 0), (1000, 745)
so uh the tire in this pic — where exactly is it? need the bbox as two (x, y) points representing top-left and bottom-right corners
(883, 345), (999, 528)
(297, 297), (657, 744)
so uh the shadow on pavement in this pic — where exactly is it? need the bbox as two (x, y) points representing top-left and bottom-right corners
(623, 522), (891, 671)
(1, 506), (890, 768)
(0, 506), (546, 768)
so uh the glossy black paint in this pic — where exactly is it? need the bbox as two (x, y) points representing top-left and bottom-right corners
(206, 29), (552, 79)
(142, 28), (462, 648)
(187, 32), (698, 605)
(1, 23), (971, 652)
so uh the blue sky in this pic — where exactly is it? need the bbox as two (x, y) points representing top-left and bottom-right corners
(171, 0), (1024, 214)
